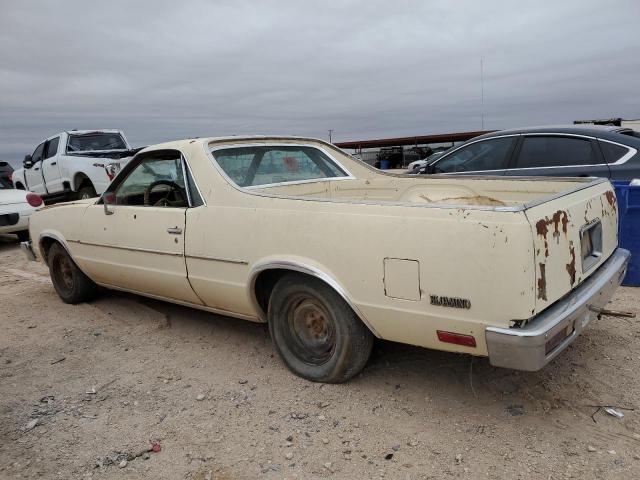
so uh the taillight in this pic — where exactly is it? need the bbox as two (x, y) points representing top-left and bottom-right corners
(437, 330), (477, 348)
(8, 173), (12, 182)
(26, 192), (43, 207)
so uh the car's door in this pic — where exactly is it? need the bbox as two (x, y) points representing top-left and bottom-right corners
(25, 142), (46, 194)
(77, 150), (202, 304)
(505, 135), (610, 178)
(42, 136), (62, 193)
(429, 136), (518, 175)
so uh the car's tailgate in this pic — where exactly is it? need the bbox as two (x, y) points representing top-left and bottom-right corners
(525, 179), (618, 314)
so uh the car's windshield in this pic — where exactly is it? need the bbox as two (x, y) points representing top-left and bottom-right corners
(67, 133), (126, 152)
(211, 145), (349, 188)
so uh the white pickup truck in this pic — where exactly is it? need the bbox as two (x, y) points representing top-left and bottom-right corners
(12, 130), (138, 202)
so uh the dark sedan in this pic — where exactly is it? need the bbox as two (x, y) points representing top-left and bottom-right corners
(417, 125), (640, 180)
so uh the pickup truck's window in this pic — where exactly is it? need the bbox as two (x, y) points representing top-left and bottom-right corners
(67, 133), (126, 152)
(31, 142), (45, 164)
(516, 136), (597, 168)
(44, 137), (59, 159)
(433, 137), (516, 173)
(112, 154), (188, 208)
(212, 146), (348, 187)
(599, 141), (630, 164)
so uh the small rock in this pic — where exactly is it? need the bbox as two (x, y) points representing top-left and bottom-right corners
(142, 452), (150, 460)
(322, 438), (329, 444)
(318, 415), (326, 421)
(587, 445), (597, 452)
(196, 394), (205, 401)
(118, 460), (127, 468)
(391, 444), (401, 452)
(285, 452), (293, 460)
(93, 330), (102, 336)
(23, 419), (39, 431)
(506, 405), (524, 417)
(632, 454), (640, 460)
(384, 453), (393, 460)
(286, 435), (293, 442)
(238, 379), (248, 384)
(409, 440), (418, 447)
(608, 450), (617, 455)
(455, 453), (463, 464)
(323, 462), (333, 470)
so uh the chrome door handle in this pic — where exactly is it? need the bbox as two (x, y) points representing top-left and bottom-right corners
(167, 227), (182, 235)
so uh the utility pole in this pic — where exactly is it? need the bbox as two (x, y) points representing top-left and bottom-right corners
(328, 129), (333, 143)
(480, 57), (485, 129)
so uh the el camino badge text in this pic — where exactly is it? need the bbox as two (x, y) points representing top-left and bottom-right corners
(430, 295), (471, 309)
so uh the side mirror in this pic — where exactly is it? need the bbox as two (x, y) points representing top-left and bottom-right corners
(23, 155), (33, 169)
(102, 192), (115, 215)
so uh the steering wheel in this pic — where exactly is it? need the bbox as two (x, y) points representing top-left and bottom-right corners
(143, 180), (186, 207)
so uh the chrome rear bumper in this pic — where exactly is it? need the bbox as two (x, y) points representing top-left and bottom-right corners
(20, 241), (36, 262)
(486, 248), (630, 371)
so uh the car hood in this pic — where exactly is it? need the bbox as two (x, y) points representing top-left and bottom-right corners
(0, 189), (28, 205)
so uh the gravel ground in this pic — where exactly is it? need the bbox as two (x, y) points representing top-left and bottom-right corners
(1, 234), (639, 479)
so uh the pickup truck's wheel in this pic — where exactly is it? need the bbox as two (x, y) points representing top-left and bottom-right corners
(48, 243), (97, 304)
(268, 274), (373, 383)
(77, 185), (97, 200)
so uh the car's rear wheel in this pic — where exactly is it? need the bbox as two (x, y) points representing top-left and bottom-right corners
(77, 185), (97, 200)
(48, 243), (97, 304)
(268, 273), (373, 383)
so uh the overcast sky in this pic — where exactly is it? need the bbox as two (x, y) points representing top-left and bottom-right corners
(1, 0), (639, 166)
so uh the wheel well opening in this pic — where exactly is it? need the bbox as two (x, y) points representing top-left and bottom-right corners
(40, 237), (57, 264)
(15, 182), (25, 190)
(253, 269), (290, 316)
(74, 174), (93, 191)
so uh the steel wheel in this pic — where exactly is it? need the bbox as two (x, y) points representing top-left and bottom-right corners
(286, 294), (336, 365)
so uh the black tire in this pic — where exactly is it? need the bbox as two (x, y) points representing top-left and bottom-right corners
(268, 274), (374, 383)
(16, 230), (29, 242)
(77, 185), (97, 200)
(48, 243), (97, 304)
(15, 183), (25, 190)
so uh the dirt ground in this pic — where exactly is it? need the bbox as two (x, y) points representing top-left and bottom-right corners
(1, 235), (639, 480)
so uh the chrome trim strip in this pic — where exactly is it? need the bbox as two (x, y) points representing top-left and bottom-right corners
(247, 260), (380, 337)
(485, 248), (629, 371)
(186, 254), (248, 265)
(66, 239), (182, 257)
(181, 153), (207, 206)
(180, 154), (193, 207)
(207, 142), (356, 190)
(96, 281), (260, 322)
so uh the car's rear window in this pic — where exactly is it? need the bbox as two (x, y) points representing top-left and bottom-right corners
(67, 133), (126, 152)
(211, 145), (349, 188)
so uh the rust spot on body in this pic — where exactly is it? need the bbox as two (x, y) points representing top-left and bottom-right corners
(566, 241), (576, 287)
(537, 263), (547, 301)
(535, 210), (569, 257)
(604, 190), (617, 213)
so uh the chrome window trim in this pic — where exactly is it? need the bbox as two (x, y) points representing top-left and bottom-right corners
(181, 153), (207, 206)
(432, 132), (637, 174)
(207, 142), (356, 190)
(179, 154), (193, 207)
(597, 138), (637, 166)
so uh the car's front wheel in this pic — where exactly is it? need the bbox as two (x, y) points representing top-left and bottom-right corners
(48, 243), (97, 304)
(268, 274), (373, 383)
(77, 185), (97, 200)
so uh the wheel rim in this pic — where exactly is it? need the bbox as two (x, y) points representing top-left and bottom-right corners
(285, 294), (336, 365)
(52, 254), (74, 293)
(80, 192), (90, 199)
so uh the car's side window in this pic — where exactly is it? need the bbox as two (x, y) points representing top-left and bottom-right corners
(213, 146), (348, 187)
(433, 137), (516, 173)
(31, 142), (45, 164)
(515, 136), (597, 168)
(44, 137), (60, 159)
(112, 154), (188, 208)
(599, 140), (631, 164)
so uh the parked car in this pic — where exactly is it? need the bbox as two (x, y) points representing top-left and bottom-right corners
(0, 183), (42, 240)
(23, 136), (628, 382)
(12, 130), (139, 202)
(407, 150), (447, 171)
(415, 125), (640, 179)
(0, 161), (14, 188)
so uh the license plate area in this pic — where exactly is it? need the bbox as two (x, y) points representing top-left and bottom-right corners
(580, 219), (602, 273)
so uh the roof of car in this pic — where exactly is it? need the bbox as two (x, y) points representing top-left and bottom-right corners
(475, 124), (638, 141)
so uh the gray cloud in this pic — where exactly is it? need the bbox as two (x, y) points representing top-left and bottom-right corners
(1, 0), (639, 166)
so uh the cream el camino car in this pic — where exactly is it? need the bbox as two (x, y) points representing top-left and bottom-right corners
(22, 136), (629, 382)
